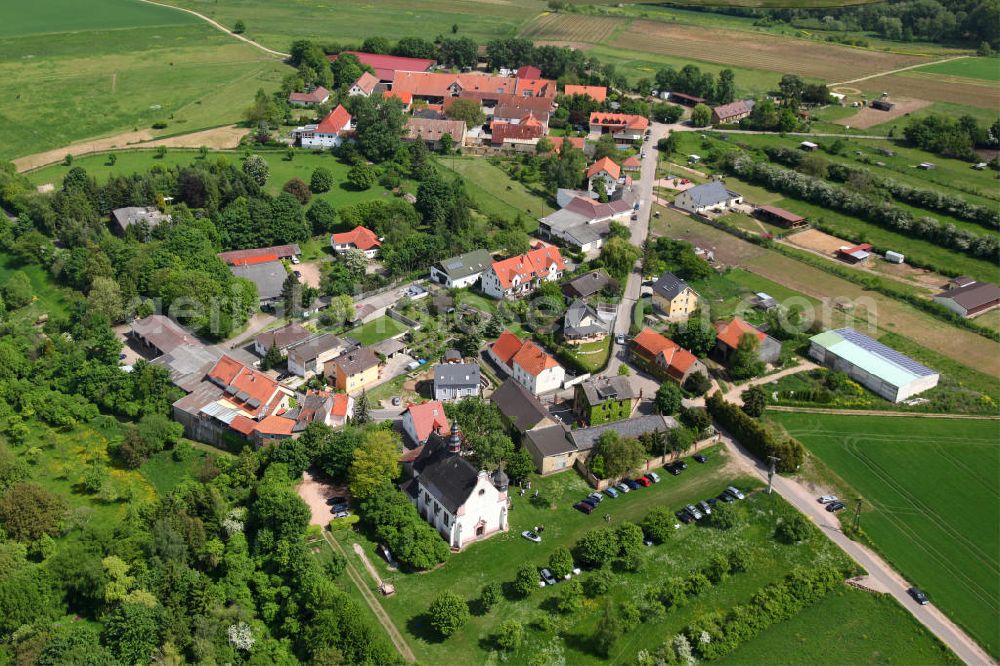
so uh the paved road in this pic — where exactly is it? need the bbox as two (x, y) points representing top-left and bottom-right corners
(606, 121), (669, 379)
(137, 0), (289, 58)
(718, 430), (995, 666)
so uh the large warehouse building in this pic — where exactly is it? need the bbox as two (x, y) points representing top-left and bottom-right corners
(807, 328), (939, 403)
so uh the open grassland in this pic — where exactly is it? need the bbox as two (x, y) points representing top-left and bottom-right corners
(774, 413), (1000, 658)
(859, 71), (1000, 110)
(0, 251), (70, 320)
(719, 586), (960, 665)
(0, 15), (285, 160)
(435, 156), (555, 222)
(0, 0), (199, 36)
(915, 56), (1000, 82)
(166, 0), (542, 51)
(865, 101), (1000, 137)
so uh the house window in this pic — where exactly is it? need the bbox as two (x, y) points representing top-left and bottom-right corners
(478, 489), (485, 496)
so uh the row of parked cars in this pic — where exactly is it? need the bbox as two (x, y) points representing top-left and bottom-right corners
(676, 486), (745, 524)
(574, 471), (663, 514)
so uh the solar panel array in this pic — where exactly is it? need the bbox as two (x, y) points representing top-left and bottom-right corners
(835, 328), (935, 377)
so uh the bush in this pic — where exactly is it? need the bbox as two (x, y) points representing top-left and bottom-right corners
(619, 600), (641, 631)
(556, 579), (584, 614)
(328, 514), (360, 530)
(729, 546), (752, 573)
(640, 507), (675, 544)
(348, 163), (377, 190)
(574, 528), (620, 568)
(548, 546), (574, 579)
(706, 393), (803, 471)
(584, 568), (614, 597)
(684, 372), (712, 396)
(310, 167), (334, 193)
(513, 562), (538, 597)
(480, 581), (502, 610)
(494, 620), (523, 651)
(427, 591), (469, 638)
(282, 177), (312, 204)
(775, 514), (812, 544)
(709, 501), (743, 530)
(686, 572), (712, 597)
(703, 553), (731, 584)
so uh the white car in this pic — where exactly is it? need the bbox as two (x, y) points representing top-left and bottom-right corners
(291, 255), (300, 264)
(817, 495), (839, 504)
(521, 530), (542, 543)
(726, 486), (746, 500)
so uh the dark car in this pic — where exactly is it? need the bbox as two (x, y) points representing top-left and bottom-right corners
(581, 497), (600, 508)
(693, 454), (707, 464)
(826, 501), (846, 513)
(665, 463), (682, 476)
(574, 501), (594, 514)
(718, 492), (735, 503)
(908, 587), (929, 605)
(624, 479), (641, 490)
(675, 510), (693, 524)
(675, 460), (688, 471)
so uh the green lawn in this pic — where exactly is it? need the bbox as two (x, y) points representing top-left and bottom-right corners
(139, 444), (213, 495)
(345, 315), (411, 345)
(436, 156), (555, 223)
(915, 57), (1000, 82)
(720, 586), (960, 665)
(773, 412), (1000, 658)
(562, 336), (612, 373)
(0, 0), (198, 37)
(0, 251), (70, 320)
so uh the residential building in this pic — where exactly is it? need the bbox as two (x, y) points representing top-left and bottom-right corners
(401, 425), (508, 549)
(524, 425), (577, 475)
(630, 327), (707, 384)
(808, 328), (939, 402)
(402, 400), (450, 445)
(287, 334), (346, 377)
(488, 331), (565, 395)
(562, 270), (615, 301)
(230, 260), (288, 306)
(621, 155), (641, 172)
(293, 105), (352, 148)
(383, 89), (413, 110)
(514, 77), (557, 98)
(651, 272), (699, 322)
(490, 378), (557, 433)
(327, 51), (435, 84)
(110, 206), (170, 237)
(490, 119), (544, 151)
(331, 226), (381, 258)
(588, 112), (649, 141)
(284, 390), (352, 431)
(563, 299), (612, 345)
(433, 363), (481, 401)
(328, 347), (380, 393)
(404, 117), (467, 149)
(587, 156), (622, 196)
(430, 249), (493, 289)
(390, 72), (518, 103)
(254, 322), (313, 357)
(492, 98), (554, 129)
(673, 181), (743, 215)
(217, 244), (301, 266)
(348, 71), (379, 97)
(714, 318), (781, 365)
(933, 280), (1000, 318)
(481, 245), (565, 299)
(755, 205), (806, 229)
(538, 196), (632, 253)
(516, 65), (542, 79)
(288, 86), (330, 106)
(711, 100), (753, 125)
(574, 376), (639, 426)
(548, 136), (586, 155)
(564, 84), (607, 102)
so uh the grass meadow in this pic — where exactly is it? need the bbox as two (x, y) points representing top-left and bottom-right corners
(345, 315), (412, 345)
(435, 156), (555, 223)
(915, 56), (1000, 82)
(773, 412), (1000, 658)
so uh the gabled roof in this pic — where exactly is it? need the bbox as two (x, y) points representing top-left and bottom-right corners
(329, 51), (435, 81)
(652, 272), (694, 301)
(288, 333), (344, 362)
(405, 400), (450, 443)
(489, 246), (565, 289)
(562, 270), (614, 300)
(111, 206), (169, 233)
(622, 155), (641, 168)
(207, 355), (283, 418)
(391, 71), (516, 98)
(411, 434), (488, 513)
(316, 105), (352, 134)
(564, 84), (607, 102)
(256, 322), (313, 351)
(589, 112), (649, 131)
(288, 86), (330, 104)
(549, 136), (585, 154)
(757, 205), (805, 224)
(660, 345), (701, 381)
(490, 331), (524, 367)
(715, 318), (766, 350)
(631, 327), (679, 358)
(331, 226), (381, 250)
(570, 414), (677, 451)
(579, 375), (638, 406)
(935, 281), (1000, 310)
(332, 347), (379, 376)
(492, 95), (556, 119)
(491, 378), (552, 432)
(383, 89), (413, 105)
(810, 328), (937, 388)
(406, 117), (467, 142)
(434, 249), (493, 280)
(131, 315), (195, 354)
(351, 71), (379, 95)
(511, 340), (561, 377)
(217, 244), (301, 266)
(515, 77), (557, 98)
(525, 425), (575, 457)
(517, 65), (542, 79)
(491, 121), (544, 145)
(564, 299), (609, 337)
(712, 100), (753, 120)
(587, 156), (621, 180)
(683, 181), (741, 208)
(562, 195), (632, 220)
(434, 363), (481, 388)
(331, 393), (351, 417)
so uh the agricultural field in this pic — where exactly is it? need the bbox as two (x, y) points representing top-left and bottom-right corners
(774, 413), (1000, 658)
(519, 12), (624, 47)
(858, 70), (1000, 110)
(915, 56), (1000, 82)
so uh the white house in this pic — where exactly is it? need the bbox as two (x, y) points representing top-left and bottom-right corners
(673, 181), (743, 215)
(403, 425), (509, 550)
(433, 363), (481, 401)
(293, 105), (352, 148)
(348, 72), (379, 97)
(586, 156), (622, 196)
(489, 331), (565, 395)
(481, 245), (565, 300)
(429, 249), (493, 289)
(402, 400), (450, 445)
(331, 226), (381, 258)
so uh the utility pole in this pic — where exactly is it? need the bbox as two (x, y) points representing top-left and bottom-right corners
(766, 456), (780, 495)
(852, 497), (863, 532)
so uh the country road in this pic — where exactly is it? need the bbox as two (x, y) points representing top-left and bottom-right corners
(137, 0), (289, 58)
(718, 429), (995, 666)
(831, 55), (969, 86)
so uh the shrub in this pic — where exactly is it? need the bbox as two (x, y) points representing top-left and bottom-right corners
(556, 579), (584, 614)
(584, 568), (614, 597)
(775, 514), (812, 544)
(706, 392), (804, 471)
(548, 546), (574, 579)
(684, 372), (712, 396)
(709, 502), (743, 530)
(480, 581), (502, 610)
(616, 521), (645, 557)
(348, 163), (377, 190)
(619, 600), (641, 631)
(282, 177), (312, 204)
(658, 577), (688, 611)
(427, 591), (469, 637)
(310, 167), (334, 193)
(513, 562), (538, 597)
(685, 572), (711, 597)
(703, 553), (731, 584)
(494, 620), (523, 651)
(640, 507), (674, 544)
(574, 528), (620, 568)
(729, 546), (753, 573)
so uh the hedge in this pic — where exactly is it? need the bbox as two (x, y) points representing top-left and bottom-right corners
(705, 392), (804, 471)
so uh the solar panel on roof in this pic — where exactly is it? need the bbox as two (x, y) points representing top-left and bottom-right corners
(835, 329), (935, 377)
(246, 398), (261, 409)
(235, 391), (250, 402)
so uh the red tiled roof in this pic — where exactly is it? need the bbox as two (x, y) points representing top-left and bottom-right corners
(392, 72), (516, 98)
(254, 414), (297, 436)
(511, 340), (560, 377)
(491, 331), (524, 367)
(631, 327), (678, 358)
(217, 244), (300, 265)
(288, 86), (330, 104)
(715, 318), (765, 350)
(229, 415), (258, 436)
(352, 71), (379, 95)
(406, 400), (450, 443)
(661, 346), (699, 381)
(515, 78), (557, 98)
(384, 89), (413, 105)
(564, 85), (607, 102)
(758, 205), (805, 224)
(331, 393), (351, 417)
(331, 226), (381, 251)
(587, 156), (621, 180)
(589, 112), (649, 131)
(317, 105), (352, 134)
(208, 355), (283, 418)
(517, 65), (541, 79)
(490, 246), (565, 290)
(329, 51), (435, 82)
(491, 121), (544, 145)
(549, 136), (585, 154)
(622, 156), (641, 168)
(520, 112), (543, 127)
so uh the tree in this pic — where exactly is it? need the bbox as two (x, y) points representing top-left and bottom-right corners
(261, 342), (283, 371)
(599, 236), (641, 280)
(394, 37), (437, 59)
(513, 562), (538, 597)
(684, 371), (712, 396)
(593, 177), (609, 203)
(102, 602), (162, 665)
(480, 581), (502, 610)
(0, 482), (67, 542)
(714, 69), (736, 105)
(616, 521), (644, 558)
(729, 333), (764, 380)
(353, 390), (371, 425)
(427, 591), (469, 637)
(283, 177), (312, 204)
(362, 36), (391, 54)
(352, 95), (407, 162)
(690, 103), (712, 127)
(573, 527), (619, 568)
(657, 134), (679, 157)
(775, 514), (812, 544)
(709, 501), (743, 530)
(438, 132), (454, 155)
(446, 98), (486, 127)
(252, 483), (310, 542)
(349, 430), (400, 500)
(654, 381), (682, 415)
(556, 579), (584, 614)
(741, 384), (767, 417)
(86, 276), (123, 322)
(281, 272), (302, 318)
(592, 430), (645, 480)
(242, 154), (269, 187)
(307, 198), (337, 233)
(779, 74), (805, 107)
(347, 163), (377, 190)
(438, 37), (478, 69)
(494, 620), (524, 651)
(641, 507), (675, 544)
(232, 19), (246, 34)
(2, 271), (32, 309)
(244, 88), (281, 127)
(548, 546), (574, 579)
(311, 167), (334, 193)
(593, 601), (621, 657)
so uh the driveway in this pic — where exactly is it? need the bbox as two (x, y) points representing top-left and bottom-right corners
(296, 470), (344, 527)
(295, 260), (323, 289)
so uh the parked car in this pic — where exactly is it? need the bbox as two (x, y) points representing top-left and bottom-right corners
(685, 504), (703, 520)
(588, 492), (605, 504)
(624, 479), (641, 490)
(391, 396), (402, 406)
(604, 486), (619, 499)
(616, 483), (631, 494)
(698, 500), (712, 515)
(522, 530), (542, 543)
(693, 454), (707, 464)
(635, 477), (651, 488)
(574, 501), (594, 514)
(718, 492), (735, 503)
(616, 333), (626, 345)
(826, 501), (846, 513)
(674, 460), (689, 471)
(706, 497), (718, 507)
(581, 497), (599, 508)
(333, 510), (350, 519)
(291, 255), (300, 264)
(726, 486), (746, 500)
(665, 463), (682, 476)
(818, 495), (839, 504)
(675, 510), (693, 524)
(647, 471), (661, 483)
(540, 569), (558, 586)
(276, 372), (291, 381)
(907, 587), (929, 605)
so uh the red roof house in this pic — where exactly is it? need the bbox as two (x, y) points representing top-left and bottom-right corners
(482, 246), (565, 299)
(517, 65), (542, 79)
(630, 327), (705, 383)
(490, 331), (525, 368)
(403, 400), (450, 444)
(331, 226), (381, 257)
(586, 156), (621, 181)
(317, 105), (353, 134)
(564, 84), (608, 102)
(328, 51), (435, 82)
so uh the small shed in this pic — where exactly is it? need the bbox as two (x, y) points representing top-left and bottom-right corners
(799, 141), (819, 151)
(917, 162), (936, 170)
(870, 99), (895, 111)
(885, 251), (905, 264)
(687, 154), (701, 164)
(836, 243), (873, 264)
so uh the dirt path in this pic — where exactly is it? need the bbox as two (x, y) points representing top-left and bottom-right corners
(717, 429), (996, 666)
(831, 55), (968, 86)
(15, 125), (250, 173)
(768, 405), (1000, 420)
(136, 0), (289, 58)
(321, 531), (417, 663)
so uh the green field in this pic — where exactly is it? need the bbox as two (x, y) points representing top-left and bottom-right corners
(436, 156), (555, 223)
(0, 251), (70, 320)
(0, 0), (199, 37)
(720, 586), (960, 665)
(345, 315), (411, 345)
(774, 412), (1000, 657)
(916, 57), (1000, 82)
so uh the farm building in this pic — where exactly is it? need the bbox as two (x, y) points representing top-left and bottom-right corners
(836, 243), (872, 264)
(714, 318), (781, 365)
(230, 260), (288, 307)
(218, 244), (301, 266)
(870, 99), (895, 111)
(348, 72), (379, 97)
(669, 92), (706, 107)
(673, 181), (743, 215)
(288, 86), (330, 106)
(711, 100), (753, 125)
(808, 328), (939, 402)
(490, 119), (545, 150)
(799, 141), (819, 151)
(404, 117), (467, 150)
(885, 251), (905, 264)
(755, 205), (806, 229)
(327, 51), (435, 84)
(933, 280), (1000, 318)
(564, 84), (608, 102)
